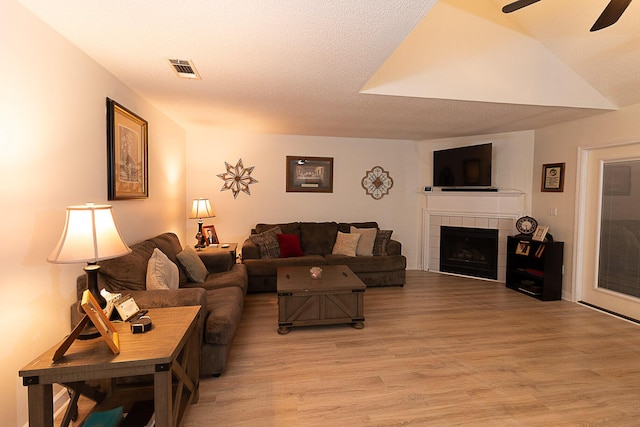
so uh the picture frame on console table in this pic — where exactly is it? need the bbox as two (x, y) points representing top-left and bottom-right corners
(107, 98), (148, 200)
(286, 156), (333, 193)
(541, 162), (565, 193)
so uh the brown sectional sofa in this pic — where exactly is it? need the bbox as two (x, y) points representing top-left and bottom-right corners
(242, 221), (406, 293)
(73, 232), (247, 377)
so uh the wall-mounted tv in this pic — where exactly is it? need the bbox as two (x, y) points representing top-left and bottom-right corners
(433, 143), (493, 188)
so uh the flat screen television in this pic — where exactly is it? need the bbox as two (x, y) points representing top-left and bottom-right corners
(433, 143), (492, 188)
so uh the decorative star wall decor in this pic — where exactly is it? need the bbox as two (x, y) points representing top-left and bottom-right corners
(217, 158), (258, 199)
(361, 166), (393, 200)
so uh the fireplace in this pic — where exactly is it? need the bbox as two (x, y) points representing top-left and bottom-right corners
(439, 226), (498, 280)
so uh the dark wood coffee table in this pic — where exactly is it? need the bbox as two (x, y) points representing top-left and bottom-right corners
(277, 265), (365, 334)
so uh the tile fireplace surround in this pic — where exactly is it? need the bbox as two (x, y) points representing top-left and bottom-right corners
(423, 191), (525, 282)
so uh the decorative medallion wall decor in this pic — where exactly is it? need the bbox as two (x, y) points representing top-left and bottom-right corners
(361, 166), (393, 200)
(217, 158), (258, 199)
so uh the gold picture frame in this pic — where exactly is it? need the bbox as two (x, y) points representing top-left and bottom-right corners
(107, 98), (148, 200)
(541, 163), (565, 192)
(515, 240), (531, 256)
(80, 290), (120, 355)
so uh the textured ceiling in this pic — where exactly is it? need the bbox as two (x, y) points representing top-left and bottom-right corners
(16, 0), (640, 141)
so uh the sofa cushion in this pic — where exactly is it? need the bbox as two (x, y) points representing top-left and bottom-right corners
(300, 222), (338, 255)
(277, 234), (304, 258)
(146, 248), (179, 290)
(350, 226), (377, 256)
(324, 253), (407, 273)
(332, 231), (360, 256)
(373, 230), (393, 256)
(255, 222), (300, 237)
(177, 246), (208, 283)
(338, 222), (378, 234)
(244, 255), (327, 277)
(204, 286), (244, 345)
(250, 226), (282, 259)
(97, 240), (156, 292)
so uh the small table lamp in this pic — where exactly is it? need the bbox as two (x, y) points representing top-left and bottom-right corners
(189, 198), (215, 249)
(48, 203), (131, 308)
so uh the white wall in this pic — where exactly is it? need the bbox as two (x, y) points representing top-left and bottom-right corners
(1, 2), (186, 425)
(186, 127), (422, 268)
(417, 130), (535, 200)
(533, 102), (640, 300)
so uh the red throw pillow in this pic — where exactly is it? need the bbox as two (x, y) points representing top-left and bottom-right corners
(277, 234), (304, 258)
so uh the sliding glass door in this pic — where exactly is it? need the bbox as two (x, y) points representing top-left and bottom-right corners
(578, 143), (640, 320)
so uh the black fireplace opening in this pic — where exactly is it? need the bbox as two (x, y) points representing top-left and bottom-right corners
(440, 226), (498, 280)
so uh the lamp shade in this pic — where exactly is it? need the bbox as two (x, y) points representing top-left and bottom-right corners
(189, 198), (215, 219)
(47, 203), (131, 264)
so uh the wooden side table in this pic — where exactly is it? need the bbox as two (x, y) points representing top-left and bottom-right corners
(202, 242), (238, 263)
(19, 306), (201, 427)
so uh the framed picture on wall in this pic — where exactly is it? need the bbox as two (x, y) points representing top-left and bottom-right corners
(286, 156), (333, 193)
(541, 163), (565, 192)
(107, 98), (148, 200)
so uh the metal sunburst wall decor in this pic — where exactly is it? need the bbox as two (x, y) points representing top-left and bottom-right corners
(217, 158), (258, 199)
(361, 166), (394, 200)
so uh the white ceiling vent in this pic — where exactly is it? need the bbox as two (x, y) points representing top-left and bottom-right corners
(167, 59), (201, 80)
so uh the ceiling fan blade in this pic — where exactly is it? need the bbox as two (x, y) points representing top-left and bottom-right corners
(502, 0), (541, 13)
(591, 0), (632, 31)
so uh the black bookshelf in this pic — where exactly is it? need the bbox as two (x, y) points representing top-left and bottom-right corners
(505, 235), (564, 301)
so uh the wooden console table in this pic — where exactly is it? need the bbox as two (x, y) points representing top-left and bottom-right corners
(19, 306), (201, 427)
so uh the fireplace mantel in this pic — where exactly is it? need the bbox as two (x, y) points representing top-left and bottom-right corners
(422, 190), (526, 282)
(423, 190), (525, 217)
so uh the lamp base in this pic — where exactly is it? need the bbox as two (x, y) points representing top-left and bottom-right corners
(194, 220), (206, 250)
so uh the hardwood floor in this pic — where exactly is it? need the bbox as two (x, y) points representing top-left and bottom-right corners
(179, 271), (640, 426)
(57, 271), (640, 425)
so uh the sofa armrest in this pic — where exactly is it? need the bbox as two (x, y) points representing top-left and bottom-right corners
(242, 238), (261, 260)
(387, 239), (402, 256)
(199, 251), (233, 273)
(70, 288), (207, 329)
(125, 288), (207, 309)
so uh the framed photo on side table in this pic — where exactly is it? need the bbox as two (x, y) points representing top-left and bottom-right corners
(286, 156), (333, 193)
(203, 225), (219, 246)
(107, 98), (148, 200)
(541, 163), (565, 192)
(81, 290), (120, 355)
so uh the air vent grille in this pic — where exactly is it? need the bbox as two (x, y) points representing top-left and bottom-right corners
(167, 59), (201, 80)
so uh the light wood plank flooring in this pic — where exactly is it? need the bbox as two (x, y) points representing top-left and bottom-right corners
(59, 271), (640, 425)
(183, 271), (640, 426)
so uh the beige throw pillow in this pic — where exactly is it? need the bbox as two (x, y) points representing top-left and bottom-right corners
(350, 226), (377, 256)
(177, 246), (208, 283)
(146, 248), (179, 290)
(332, 231), (360, 256)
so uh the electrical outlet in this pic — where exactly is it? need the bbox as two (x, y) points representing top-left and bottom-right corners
(549, 207), (558, 216)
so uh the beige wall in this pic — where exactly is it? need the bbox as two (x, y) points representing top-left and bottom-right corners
(417, 130), (536, 199)
(1, 2), (186, 425)
(185, 127), (423, 269)
(533, 103), (640, 300)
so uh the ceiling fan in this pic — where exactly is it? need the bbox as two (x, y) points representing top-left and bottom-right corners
(502, 0), (632, 31)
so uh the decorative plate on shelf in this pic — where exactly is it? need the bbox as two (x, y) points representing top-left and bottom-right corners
(516, 216), (538, 235)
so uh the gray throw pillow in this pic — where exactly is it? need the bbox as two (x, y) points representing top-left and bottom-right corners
(249, 226), (282, 259)
(373, 230), (393, 256)
(177, 246), (208, 283)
